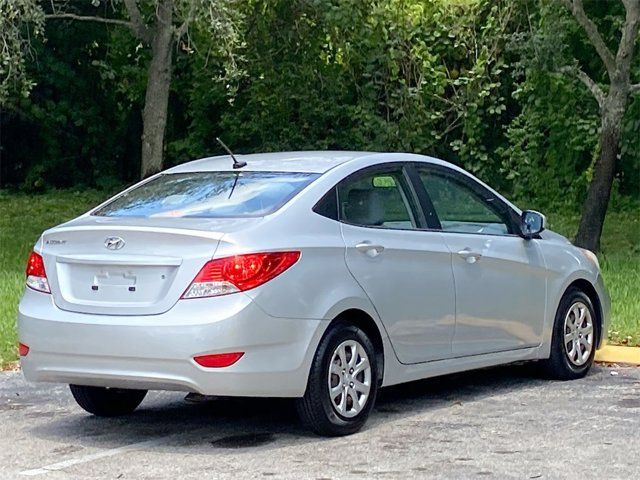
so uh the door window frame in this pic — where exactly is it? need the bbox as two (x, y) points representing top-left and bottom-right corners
(408, 163), (523, 237)
(334, 162), (429, 231)
(313, 160), (524, 237)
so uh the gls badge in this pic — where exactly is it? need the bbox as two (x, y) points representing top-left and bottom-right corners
(104, 236), (125, 250)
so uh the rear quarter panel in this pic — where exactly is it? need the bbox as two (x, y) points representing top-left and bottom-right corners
(215, 209), (380, 323)
(212, 176), (403, 385)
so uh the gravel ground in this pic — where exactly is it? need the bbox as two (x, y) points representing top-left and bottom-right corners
(1, 364), (639, 479)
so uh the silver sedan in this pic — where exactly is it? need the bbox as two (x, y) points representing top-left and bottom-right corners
(18, 151), (609, 436)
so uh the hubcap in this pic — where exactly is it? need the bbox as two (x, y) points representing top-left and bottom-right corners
(563, 301), (594, 367)
(328, 340), (372, 418)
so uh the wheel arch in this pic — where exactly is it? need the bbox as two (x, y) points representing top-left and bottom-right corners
(564, 278), (604, 348)
(328, 308), (385, 384)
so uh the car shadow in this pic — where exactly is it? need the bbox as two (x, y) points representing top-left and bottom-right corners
(27, 363), (564, 452)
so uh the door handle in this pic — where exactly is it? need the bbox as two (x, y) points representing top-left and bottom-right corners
(457, 248), (482, 264)
(355, 242), (385, 258)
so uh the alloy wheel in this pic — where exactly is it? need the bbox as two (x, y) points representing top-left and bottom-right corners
(327, 340), (372, 418)
(563, 301), (594, 367)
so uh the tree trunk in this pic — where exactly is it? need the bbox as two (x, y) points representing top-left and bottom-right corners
(140, 0), (173, 179)
(574, 91), (626, 252)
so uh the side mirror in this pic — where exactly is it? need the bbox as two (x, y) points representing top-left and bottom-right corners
(520, 210), (546, 239)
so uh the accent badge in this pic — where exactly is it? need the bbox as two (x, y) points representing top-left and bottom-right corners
(104, 236), (125, 250)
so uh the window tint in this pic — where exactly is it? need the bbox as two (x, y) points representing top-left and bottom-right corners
(313, 187), (338, 220)
(93, 171), (319, 218)
(418, 169), (512, 235)
(338, 169), (417, 229)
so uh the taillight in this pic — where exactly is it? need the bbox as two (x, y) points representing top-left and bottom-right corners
(26, 251), (50, 294)
(182, 251), (300, 299)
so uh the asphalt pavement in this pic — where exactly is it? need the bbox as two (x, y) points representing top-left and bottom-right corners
(1, 364), (639, 479)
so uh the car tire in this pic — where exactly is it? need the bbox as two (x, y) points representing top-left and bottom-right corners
(296, 321), (379, 436)
(69, 385), (147, 417)
(541, 287), (597, 380)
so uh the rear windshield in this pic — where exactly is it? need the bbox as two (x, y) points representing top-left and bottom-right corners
(92, 171), (320, 218)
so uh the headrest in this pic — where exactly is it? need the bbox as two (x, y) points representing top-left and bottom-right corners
(344, 188), (384, 226)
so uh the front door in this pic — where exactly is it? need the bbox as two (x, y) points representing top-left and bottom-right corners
(338, 165), (456, 364)
(416, 165), (547, 356)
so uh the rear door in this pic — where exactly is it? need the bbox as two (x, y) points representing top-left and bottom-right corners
(414, 164), (547, 356)
(338, 164), (456, 364)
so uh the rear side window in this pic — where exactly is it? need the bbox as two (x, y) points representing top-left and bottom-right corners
(93, 171), (319, 218)
(338, 169), (418, 230)
(313, 187), (339, 220)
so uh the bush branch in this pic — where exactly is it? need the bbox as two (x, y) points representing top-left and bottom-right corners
(559, 66), (605, 108)
(123, 0), (152, 43)
(45, 13), (132, 29)
(557, 0), (616, 78)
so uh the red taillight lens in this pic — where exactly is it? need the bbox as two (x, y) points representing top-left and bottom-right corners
(18, 343), (29, 357)
(193, 352), (244, 368)
(26, 251), (46, 277)
(25, 251), (50, 293)
(182, 251), (300, 299)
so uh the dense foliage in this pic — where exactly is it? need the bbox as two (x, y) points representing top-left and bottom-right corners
(0, 0), (44, 104)
(0, 0), (638, 212)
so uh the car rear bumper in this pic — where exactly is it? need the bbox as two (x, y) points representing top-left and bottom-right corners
(18, 288), (326, 397)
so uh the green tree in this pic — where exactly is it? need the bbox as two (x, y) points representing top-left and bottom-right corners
(218, 0), (518, 185)
(556, 0), (640, 251)
(1, 8), (138, 190)
(0, 0), (44, 105)
(46, 0), (243, 178)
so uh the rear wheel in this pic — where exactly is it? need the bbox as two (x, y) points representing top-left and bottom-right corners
(541, 287), (597, 380)
(296, 322), (378, 436)
(69, 385), (147, 417)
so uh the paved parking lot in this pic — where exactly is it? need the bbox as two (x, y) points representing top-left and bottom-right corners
(1, 365), (639, 479)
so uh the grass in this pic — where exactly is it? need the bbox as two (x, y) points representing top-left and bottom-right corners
(0, 190), (112, 366)
(0, 190), (638, 365)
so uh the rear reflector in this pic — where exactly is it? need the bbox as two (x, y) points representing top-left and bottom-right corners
(193, 352), (244, 368)
(182, 251), (300, 299)
(25, 251), (50, 294)
(18, 343), (29, 357)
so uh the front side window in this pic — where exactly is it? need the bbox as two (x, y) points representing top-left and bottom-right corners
(418, 168), (512, 235)
(93, 171), (319, 218)
(338, 168), (418, 229)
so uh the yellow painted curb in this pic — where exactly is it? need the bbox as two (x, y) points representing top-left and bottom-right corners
(595, 345), (640, 365)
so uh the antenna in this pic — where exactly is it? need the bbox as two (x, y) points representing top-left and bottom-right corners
(216, 137), (246, 169)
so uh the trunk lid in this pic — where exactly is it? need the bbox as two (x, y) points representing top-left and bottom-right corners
(41, 216), (260, 315)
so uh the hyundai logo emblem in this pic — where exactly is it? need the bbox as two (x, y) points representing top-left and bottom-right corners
(104, 236), (125, 250)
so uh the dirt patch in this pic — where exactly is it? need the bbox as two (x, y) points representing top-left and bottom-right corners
(1, 362), (20, 372)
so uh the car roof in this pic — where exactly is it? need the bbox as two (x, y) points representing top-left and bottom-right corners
(165, 151), (432, 174)
(163, 151), (521, 215)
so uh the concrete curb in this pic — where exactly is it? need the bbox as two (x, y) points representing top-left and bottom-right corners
(595, 345), (640, 366)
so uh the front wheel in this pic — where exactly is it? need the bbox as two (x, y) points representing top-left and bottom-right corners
(69, 385), (147, 417)
(541, 287), (597, 380)
(296, 322), (379, 436)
